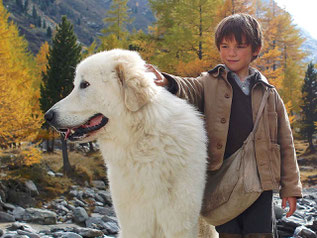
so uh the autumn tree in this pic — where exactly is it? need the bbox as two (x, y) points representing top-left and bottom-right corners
(99, 0), (132, 50)
(40, 16), (82, 174)
(300, 62), (317, 153)
(0, 0), (42, 164)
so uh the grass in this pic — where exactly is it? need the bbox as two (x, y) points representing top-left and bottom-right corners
(0, 148), (107, 203)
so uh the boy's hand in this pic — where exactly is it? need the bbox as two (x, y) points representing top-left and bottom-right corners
(282, 197), (297, 217)
(146, 64), (168, 87)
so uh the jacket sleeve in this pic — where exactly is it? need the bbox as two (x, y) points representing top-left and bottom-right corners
(275, 91), (302, 198)
(161, 72), (205, 112)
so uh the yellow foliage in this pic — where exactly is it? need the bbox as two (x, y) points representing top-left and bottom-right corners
(20, 145), (42, 166)
(0, 0), (43, 149)
(284, 101), (296, 127)
(176, 58), (212, 77)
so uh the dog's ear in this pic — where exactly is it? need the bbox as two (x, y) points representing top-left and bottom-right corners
(116, 63), (155, 112)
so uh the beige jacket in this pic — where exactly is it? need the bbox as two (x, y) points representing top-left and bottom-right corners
(162, 65), (302, 198)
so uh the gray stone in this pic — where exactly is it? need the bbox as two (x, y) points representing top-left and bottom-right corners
(56, 173), (64, 177)
(294, 226), (317, 238)
(73, 207), (88, 224)
(22, 208), (57, 225)
(103, 221), (120, 234)
(2, 232), (17, 238)
(94, 206), (115, 216)
(77, 228), (104, 237)
(92, 180), (106, 190)
(94, 194), (105, 204)
(59, 232), (83, 238)
(274, 204), (284, 220)
(83, 188), (95, 198)
(97, 190), (112, 205)
(0, 211), (15, 222)
(11, 206), (25, 220)
(47, 171), (55, 177)
(85, 217), (108, 230)
(17, 230), (40, 238)
(69, 190), (78, 198)
(24, 180), (39, 196)
(73, 198), (86, 207)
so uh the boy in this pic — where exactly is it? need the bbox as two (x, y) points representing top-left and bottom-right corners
(148, 13), (302, 238)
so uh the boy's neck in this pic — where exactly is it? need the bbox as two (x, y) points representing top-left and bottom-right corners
(224, 65), (250, 82)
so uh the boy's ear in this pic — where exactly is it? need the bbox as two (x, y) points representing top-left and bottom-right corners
(253, 47), (261, 57)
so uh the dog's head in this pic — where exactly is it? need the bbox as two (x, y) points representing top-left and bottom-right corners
(44, 49), (157, 142)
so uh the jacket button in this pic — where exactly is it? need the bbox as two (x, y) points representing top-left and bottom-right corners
(224, 93), (230, 98)
(216, 143), (222, 149)
(221, 118), (226, 123)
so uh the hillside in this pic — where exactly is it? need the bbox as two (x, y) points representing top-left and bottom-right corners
(3, 0), (155, 54)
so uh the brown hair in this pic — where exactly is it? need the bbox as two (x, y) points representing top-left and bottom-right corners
(215, 13), (263, 60)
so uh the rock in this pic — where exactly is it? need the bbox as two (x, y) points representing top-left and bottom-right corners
(73, 207), (88, 224)
(7, 190), (35, 207)
(10, 206), (25, 220)
(0, 196), (16, 211)
(17, 230), (40, 238)
(92, 180), (106, 189)
(22, 208), (57, 225)
(97, 190), (112, 205)
(83, 188), (95, 198)
(77, 227), (104, 237)
(103, 221), (120, 234)
(294, 226), (317, 238)
(93, 206), (115, 216)
(24, 180), (39, 196)
(2, 232), (18, 238)
(59, 232), (83, 238)
(0, 211), (15, 222)
(47, 171), (55, 177)
(56, 173), (64, 177)
(274, 204), (284, 220)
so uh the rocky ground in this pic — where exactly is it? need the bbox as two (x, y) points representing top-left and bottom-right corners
(0, 177), (316, 237)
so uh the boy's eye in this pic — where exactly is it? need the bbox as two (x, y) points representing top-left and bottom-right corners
(220, 45), (228, 48)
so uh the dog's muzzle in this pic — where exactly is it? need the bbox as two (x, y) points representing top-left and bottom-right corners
(45, 110), (108, 141)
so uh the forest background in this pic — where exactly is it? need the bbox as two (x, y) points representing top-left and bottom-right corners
(0, 0), (316, 195)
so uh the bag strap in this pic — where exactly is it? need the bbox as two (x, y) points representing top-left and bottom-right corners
(250, 89), (270, 136)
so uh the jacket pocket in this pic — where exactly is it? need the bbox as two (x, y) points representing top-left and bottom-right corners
(268, 112), (278, 143)
(270, 143), (281, 185)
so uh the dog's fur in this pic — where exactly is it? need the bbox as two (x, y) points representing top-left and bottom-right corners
(46, 49), (208, 238)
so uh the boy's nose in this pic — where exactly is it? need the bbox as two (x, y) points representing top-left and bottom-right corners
(228, 48), (237, 56)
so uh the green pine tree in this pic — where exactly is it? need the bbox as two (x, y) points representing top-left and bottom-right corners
(40, 15), (82, 174)
(99, 0), (133, 50)
(300, 62), (317, 153)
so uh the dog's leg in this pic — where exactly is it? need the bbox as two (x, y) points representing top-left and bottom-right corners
(115, 203), (156, 238)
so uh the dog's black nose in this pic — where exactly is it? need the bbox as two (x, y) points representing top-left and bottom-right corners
(45, 110), (55, 123)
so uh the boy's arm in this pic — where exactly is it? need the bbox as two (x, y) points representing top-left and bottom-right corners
(146, 65), (205, 111)
(275, 91), (302, 199)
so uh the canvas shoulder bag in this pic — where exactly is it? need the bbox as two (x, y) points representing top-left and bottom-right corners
(201, 89), (270, 226)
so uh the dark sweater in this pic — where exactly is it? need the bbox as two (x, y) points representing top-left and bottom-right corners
(224, 74), (255, 159)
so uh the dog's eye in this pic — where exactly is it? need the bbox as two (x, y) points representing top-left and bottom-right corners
(80, 81), (90, 89)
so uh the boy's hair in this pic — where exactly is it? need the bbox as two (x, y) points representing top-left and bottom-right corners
(215, 13), (263, 60)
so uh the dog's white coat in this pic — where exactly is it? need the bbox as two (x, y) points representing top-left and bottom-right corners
(49, 49), (208, 238)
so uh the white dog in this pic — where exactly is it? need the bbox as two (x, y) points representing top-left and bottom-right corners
(45, 49), (207, 238)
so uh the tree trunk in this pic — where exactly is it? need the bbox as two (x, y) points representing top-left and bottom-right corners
(61, 135), (72, 175)
(307, 133), (316, 153)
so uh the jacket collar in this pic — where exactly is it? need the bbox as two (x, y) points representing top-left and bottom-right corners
(208, 64), (274, 88)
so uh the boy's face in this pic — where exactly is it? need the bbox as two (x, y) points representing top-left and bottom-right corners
(219, 35), (260, 78)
